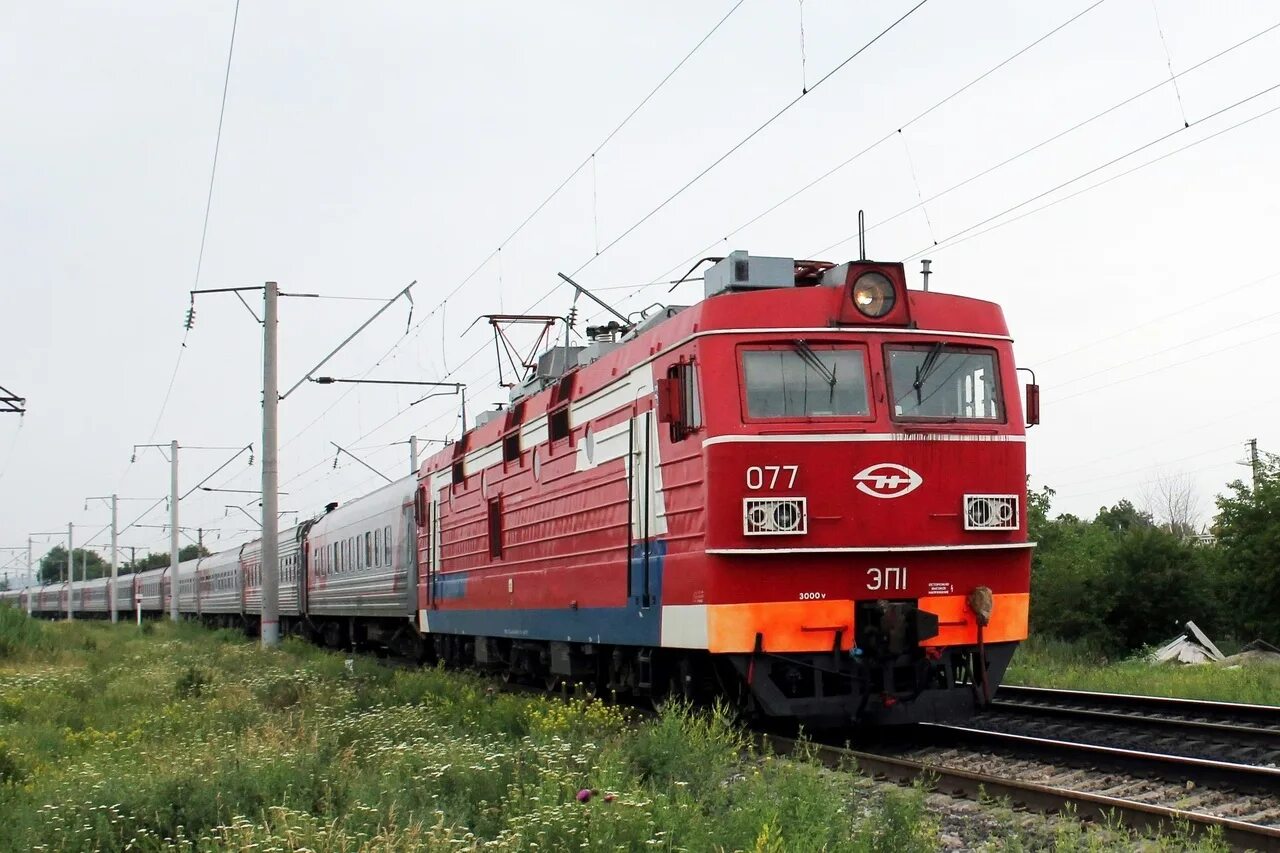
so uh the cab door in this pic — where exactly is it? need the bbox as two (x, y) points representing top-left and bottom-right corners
(628, 409), (665, 608)
(416, 485), (440, 610)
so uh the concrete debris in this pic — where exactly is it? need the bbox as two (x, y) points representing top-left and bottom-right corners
(1152, 621), (1225, 665)
(1217, 648), (1280, 668)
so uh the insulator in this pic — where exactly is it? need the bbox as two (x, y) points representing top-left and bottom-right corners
(184, 307), (196, 330)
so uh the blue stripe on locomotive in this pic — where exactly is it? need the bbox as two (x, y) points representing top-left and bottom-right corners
(427, 539), (665, 646)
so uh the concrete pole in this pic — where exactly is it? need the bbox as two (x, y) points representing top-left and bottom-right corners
(109, 494), (118, 623)
(410, 435), (419, 475)
(66, 522), (74, 621)
(26, 537), (32, 615)
(261, 281), (280, 647)
(170, 440), (179, 621)
(1249, 438), (1260, 490)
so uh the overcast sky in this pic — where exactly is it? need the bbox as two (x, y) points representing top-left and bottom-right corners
(3, 1), (1278, 580)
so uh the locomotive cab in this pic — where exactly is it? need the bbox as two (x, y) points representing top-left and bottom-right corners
(674, 253), (1032, 725)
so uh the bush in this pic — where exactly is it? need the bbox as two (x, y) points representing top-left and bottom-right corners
(0, 607), (46, 659)
(174, 665), (213, 698)
(0, 737), (28, 786)
(1029, 488), (1239, 654)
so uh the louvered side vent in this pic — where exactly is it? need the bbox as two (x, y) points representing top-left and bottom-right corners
(964, 494), (1019, 531)
(743, 498), (807, 536)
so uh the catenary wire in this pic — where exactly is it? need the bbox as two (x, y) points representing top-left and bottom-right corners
(902, 96), (1280, 260)
(1053, 326), (1280, 405)
(1054, 308), (1280, 388)
(627, 0), (1113, 299)
(1037, 270), (1280, 366)
(567, 0), (933, 281)
(272, 4), (748, 455)
(348, 0), (750, 371)
(267, 0), (1104, 483)
(809, 16), (1280, 259)
(896, 80), (1280, 262)
(138, 0), (243, 455)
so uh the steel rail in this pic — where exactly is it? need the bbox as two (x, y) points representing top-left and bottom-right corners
(987, 697), (1280, 740)
(765, 734), (1280, 852)
(921, 723), (1280, 792)
(996, 684), (1280, 728)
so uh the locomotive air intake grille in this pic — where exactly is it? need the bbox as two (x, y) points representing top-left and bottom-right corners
(964, 494), (1019, 530)
(743, 497), (807, 535)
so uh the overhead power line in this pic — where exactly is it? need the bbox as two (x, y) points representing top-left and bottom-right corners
(896, 78), (1280, 261)
(273, 2), (747, 454)
(811, 16), (1280, 259)
(557, 0), (1116, 317)
(568, 0), (933, 280)
(1054, 324), (1280, 404)
(1055, 308), (1280, 388)
(1038, 270), (1280, 366)
(274, 0), (1090, 494)
(140, 0), (242, 452)
(358, 0), (941, 435)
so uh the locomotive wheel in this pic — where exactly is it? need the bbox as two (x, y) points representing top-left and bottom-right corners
(664, 658), (717, 707)
(670, 659), (695, 704)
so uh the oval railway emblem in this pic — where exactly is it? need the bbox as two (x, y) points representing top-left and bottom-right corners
(852, 463), (923, 499)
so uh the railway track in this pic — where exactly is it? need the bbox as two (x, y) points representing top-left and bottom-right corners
(994, 685), (1280, 730)
(781, 728), (1280, 852)
(976, 685), (1280, 767)
(822, 688), (1280, 849)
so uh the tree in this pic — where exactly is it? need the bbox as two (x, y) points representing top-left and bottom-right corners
(1100, 527), (1219, 651)
(1143, 472), (1201, 539)
(1212, 453), (1280, 641)
(121, 544), (211, 574)
(37, 546), (112, 584)
(1027, 482), (1119, 648)
(180, 544), (211, 561)
(1026, 484), (1223, 653)
(1094, 499), (1153, 533)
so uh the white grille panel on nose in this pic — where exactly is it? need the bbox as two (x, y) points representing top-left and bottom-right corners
(964, 494), (1019, 530)
(743, 497), (808, 535)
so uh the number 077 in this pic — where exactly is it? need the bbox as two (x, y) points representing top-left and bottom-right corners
(745, 465), (799, 490)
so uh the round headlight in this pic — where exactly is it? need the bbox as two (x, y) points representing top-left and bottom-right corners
(851, 272), (896, 318)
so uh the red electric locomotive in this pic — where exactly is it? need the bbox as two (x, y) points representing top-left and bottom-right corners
(414, 251), (1036, 726)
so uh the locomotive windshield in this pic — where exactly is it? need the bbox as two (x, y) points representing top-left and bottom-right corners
(742, 345), (869, 418)
(887, 344), (1003, 422)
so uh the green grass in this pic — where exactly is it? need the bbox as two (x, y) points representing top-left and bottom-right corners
(1006, 636), (1280, 705)
(0, 613), (939, 851)
(0, 608), (1233, 851)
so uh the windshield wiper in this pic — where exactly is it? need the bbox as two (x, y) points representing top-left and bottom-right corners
(792, 340), (838, 390)
(912, 342), (945, 404)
